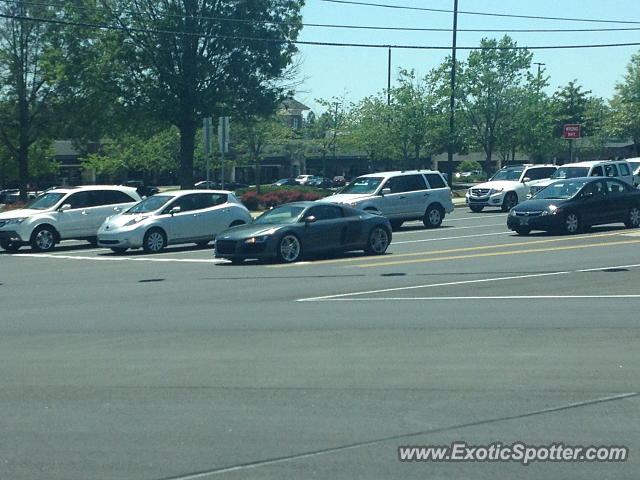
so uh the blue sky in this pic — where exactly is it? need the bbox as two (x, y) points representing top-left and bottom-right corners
(293, 0), (640, 114)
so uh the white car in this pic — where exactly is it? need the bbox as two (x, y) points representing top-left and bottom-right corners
(466, 164), (557, 212)
(0, 185), (141, 252)
(527, 160), (636, 198)
(97, 190), (252, 253)
(295, 174), (316, 185)
(319, 170), (454, 230)
(622, 157), (640, 186)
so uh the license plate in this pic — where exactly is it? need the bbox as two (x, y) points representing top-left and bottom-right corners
(520, 218), (529, 225)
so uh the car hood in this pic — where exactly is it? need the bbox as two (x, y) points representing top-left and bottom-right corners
(512, 198), (568, 211)
(99, 213), (152, 230)
(0, 208), (48, 219)
(527, 178), (554, 187)
(319, 193), (374, 204)
(471, 180), (519, 191)
(217, 223), (287, 240)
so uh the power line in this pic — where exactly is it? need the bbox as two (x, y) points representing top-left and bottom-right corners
(3, 0), (640, 34)
(3, 12), (640, 51)
(320, 0), (640, 25)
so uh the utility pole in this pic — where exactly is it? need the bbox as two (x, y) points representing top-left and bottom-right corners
(533, 62), (545, 92)
(387, 47), (391, 106)
(446, 0), (458, 186)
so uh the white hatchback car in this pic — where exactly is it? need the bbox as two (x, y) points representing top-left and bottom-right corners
(0, 185), (141, 252)
(97, 190), (252, 253)
(319, 170), (454, 230)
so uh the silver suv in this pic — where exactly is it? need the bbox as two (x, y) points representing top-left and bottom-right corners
(319, 170), (454, 230)
(0, 185), (141, 252)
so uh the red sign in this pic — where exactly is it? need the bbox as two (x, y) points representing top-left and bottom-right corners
(563, 124), (581, 139)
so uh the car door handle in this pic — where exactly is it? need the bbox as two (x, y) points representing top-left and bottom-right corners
(81, 210), (90, 215)
(424, 193), (430, 196)
(398, 196), (407, 199)
(113, 207), (121, 211)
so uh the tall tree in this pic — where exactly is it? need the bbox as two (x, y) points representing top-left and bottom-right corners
(0, 1), (66, 198)
(608, 52), (640, 156)
(98, 0), (304, 189)
(457, 36), (533, 171)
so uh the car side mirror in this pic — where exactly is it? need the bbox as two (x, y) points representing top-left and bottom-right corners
(304, 215), (317, 224)
(169, 206), (181, 215)
(58, 203), (71, 212)
(380, 188), (391, 196)
(522, 177), (531, 183)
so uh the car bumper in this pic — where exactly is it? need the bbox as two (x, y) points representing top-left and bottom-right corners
(214, 238), (278, 260)
(507, 214), (561, 232)
(97, 229), (145, 249)
(466, 192), (506, 207)
(0, 230), (25, 242)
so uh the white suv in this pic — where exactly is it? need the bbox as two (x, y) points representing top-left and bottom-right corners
(466, 164), (557, 212)
(319, 170), (454, 229)
(0, 185), (141, 252)
(527, 160), (636, 198)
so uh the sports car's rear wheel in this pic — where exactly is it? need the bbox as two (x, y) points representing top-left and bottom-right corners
(364, 226), (390, 255)
(277, 234), (302, 263)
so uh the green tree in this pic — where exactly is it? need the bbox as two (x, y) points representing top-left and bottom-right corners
(457, 36), (533, 170)
(308, 98), (347, 177)
(608, 52), (640, 156)
(97, 0), (304, 189)
(342, 96), (392, 171)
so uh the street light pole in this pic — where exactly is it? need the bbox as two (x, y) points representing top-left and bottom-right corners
(387, 47), (391, 106)
(446, 0), (458, 186)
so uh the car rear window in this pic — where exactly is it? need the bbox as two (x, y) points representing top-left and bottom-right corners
(425, 173), (446, 188)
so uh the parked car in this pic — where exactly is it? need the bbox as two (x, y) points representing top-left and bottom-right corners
(97, 190), (251, 253)
(214, 202), (391, 264)
(307, 177), (334, 188)
(0, 189), (20, 204)
(195, 180), (249, 191)
(622, 157), (640, 186)
(466, 164), (558, 212)
(332, 176), (346, 187)
(507, 177), (640, 235)
(0, 185), (141, 252)
(295, 174), (316, 185)
(123, 180), (159, 198)
(527, 160), (636, 198)
(319, 170), (454, 230)
(271, 178), (298, 187)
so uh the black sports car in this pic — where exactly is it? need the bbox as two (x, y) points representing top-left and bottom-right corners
(507, 177), (640, 235)
(214, 201), (392, 263)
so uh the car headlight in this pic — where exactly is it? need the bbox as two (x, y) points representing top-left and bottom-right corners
(541, 205), (560, 216)
(245, 235), (270, 244)
(490, 188), (504, 194)
(6, 217), (27, 224)
(508, 209), (517, 217)
(123, 216), (148, 227)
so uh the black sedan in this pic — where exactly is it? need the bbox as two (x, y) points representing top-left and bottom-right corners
(214, 201), (392, 263)
(507, 177), (640, 235)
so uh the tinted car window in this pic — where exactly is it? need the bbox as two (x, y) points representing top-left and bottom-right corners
(384, 174), (426, 193)
(165, 194), (199, 213)
(525, 168), (555, 181)
(425, 173), (446, 189)
(590, 166), (604, 177)
(196, 193), (228, 209)
(66, 191), (91, 209)
(581, 180), (605, 196)
(102, 190), (137, 204)
(306, 205), (343, 221)
(605, 180), (627, 193)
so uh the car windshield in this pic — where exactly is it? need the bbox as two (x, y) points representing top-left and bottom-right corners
(551, 166), (589, 179)
(254, 204), (306, 224)
(124, 195), (172, 214)
(489, 167), (524, 182)
(339, 176), (383, 194)
(533, 179), (588, 199)
(26, 192), (66, 210)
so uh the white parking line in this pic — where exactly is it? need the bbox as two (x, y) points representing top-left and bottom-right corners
(17, 253), (224, 263)
(316, 295), (640, 301)
(297, 263), (640, 302)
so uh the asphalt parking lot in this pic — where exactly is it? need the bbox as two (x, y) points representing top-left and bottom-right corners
(1, 207), (639, 479)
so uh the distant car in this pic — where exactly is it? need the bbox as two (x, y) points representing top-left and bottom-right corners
(623, 157), (640, 186)
(307, 177), (334, 188)
(527, 160), (635, 198)
(0, 185), (141, 252)
(507, 177), (640, 235)
(295, 174), (316, 185)
(271, 178), (298, 187)
(0, 189), (20, 204)
(466, 164), (558, 212)
(97, 190), (252, 253)
(195, 180), (248, 191)
(320, 170), (454, 230)
(124, 180), (159, 198)
(214, 201), (392, 264)
(332, 176), (346, 187)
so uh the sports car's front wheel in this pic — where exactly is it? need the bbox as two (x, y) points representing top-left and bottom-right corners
(277, 234), (302, 263)
(364, 226), (390, 255)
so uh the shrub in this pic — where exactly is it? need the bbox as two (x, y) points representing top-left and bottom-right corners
(239, 188), (328, 210)
(239, 191), (261, 211)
